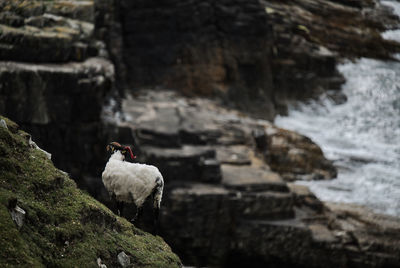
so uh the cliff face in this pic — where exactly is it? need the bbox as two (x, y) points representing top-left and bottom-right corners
(1, 0), (400, 267)
(116, 0), (400, 117)
(108, 90), (400, 267)
(0, 0), (114, 180)
(1, 0), (398, 181)
(0, 116), (181, 267)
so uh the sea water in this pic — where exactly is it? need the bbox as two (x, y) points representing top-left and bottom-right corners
(275, 1), (400, 216)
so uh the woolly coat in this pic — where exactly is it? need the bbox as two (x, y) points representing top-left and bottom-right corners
(102, 151), (164, 208)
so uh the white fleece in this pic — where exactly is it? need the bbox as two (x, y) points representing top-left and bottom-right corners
(102, 151), (164, 208)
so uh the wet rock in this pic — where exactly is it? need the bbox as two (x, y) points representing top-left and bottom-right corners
(262, 128), (337, 181)
(287, 183), (324, 212)
(117, 251), (130, 267)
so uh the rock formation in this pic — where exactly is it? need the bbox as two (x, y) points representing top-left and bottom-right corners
(107, 90), (400, 267)
(0, 0), (114, 181)
(1, 0), (400, 267)
(116, 0), (400, 117)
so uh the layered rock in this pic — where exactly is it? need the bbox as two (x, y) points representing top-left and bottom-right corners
(115, 0), (400, 117)
(0, 58), (113, 179)
(267, 0), (400, 113)
(105, 90), (400, 267)
(119, 0), (276, 119)
(0, 0), (97, 62)
(0, 0), (114, 180)
(1, 1), (400, 267)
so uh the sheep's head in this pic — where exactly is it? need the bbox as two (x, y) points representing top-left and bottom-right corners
(106, 142), (136, 160)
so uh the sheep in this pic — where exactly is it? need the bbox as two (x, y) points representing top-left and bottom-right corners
(102, 142), (164, 234)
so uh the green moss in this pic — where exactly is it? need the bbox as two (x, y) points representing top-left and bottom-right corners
(0, 116), (181, 267)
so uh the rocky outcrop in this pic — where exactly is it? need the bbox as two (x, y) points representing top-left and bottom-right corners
(119, 0), (276, 119)
(260, 128), (338, 181)
(104, 90), (400, 267)
(0, 116), (181, 267)
(0, 0), (98, 62)
(0, 58), (113, 179)
(267, 0), (400, 113)
(115, 0), (400, 117)
(0, 0), (114, 180)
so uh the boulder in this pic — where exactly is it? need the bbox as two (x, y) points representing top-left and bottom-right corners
(261, 128), (338, 181)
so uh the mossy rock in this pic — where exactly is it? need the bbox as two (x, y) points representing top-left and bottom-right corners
(0, 116), (181, 267)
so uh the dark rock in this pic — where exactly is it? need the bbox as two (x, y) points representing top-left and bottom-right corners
(108, 0), (400, 119)
(221, 165), (289, 193)
(0, 58), (114, 179)
(117, 0), (276, 119)
(1, 0), (400, 266)
(7, 198), (18, 210)
(200, 158), (222, 183)
(109, 90), (400, 267)
(136, 128), (181, 148)
(233, 191), (295, 220)
(160, 183), (234, 266)
(252, 128), (268, 151)
(0, 11), (24, 27)
(262, 128), (337, 181)
(0, 14), (94, 63)
(142, 145), (219, 183)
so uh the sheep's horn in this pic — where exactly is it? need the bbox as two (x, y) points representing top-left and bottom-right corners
(124, 146), (136, 159)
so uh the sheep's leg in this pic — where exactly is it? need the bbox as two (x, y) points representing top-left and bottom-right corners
(152, 206), (160, 235)
(152, 191), (161, 235)
(116, 201), (124, 217)
(131, 206), (143, 223)
(111, 193), (124, 216)
(152, 178), (163, 235)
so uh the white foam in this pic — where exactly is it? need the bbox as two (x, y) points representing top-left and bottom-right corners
(275, 58), (400, 216)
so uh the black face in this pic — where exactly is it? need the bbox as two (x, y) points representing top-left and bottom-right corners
(106, 142), (135, 161)
(106, 143), (123, 154)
